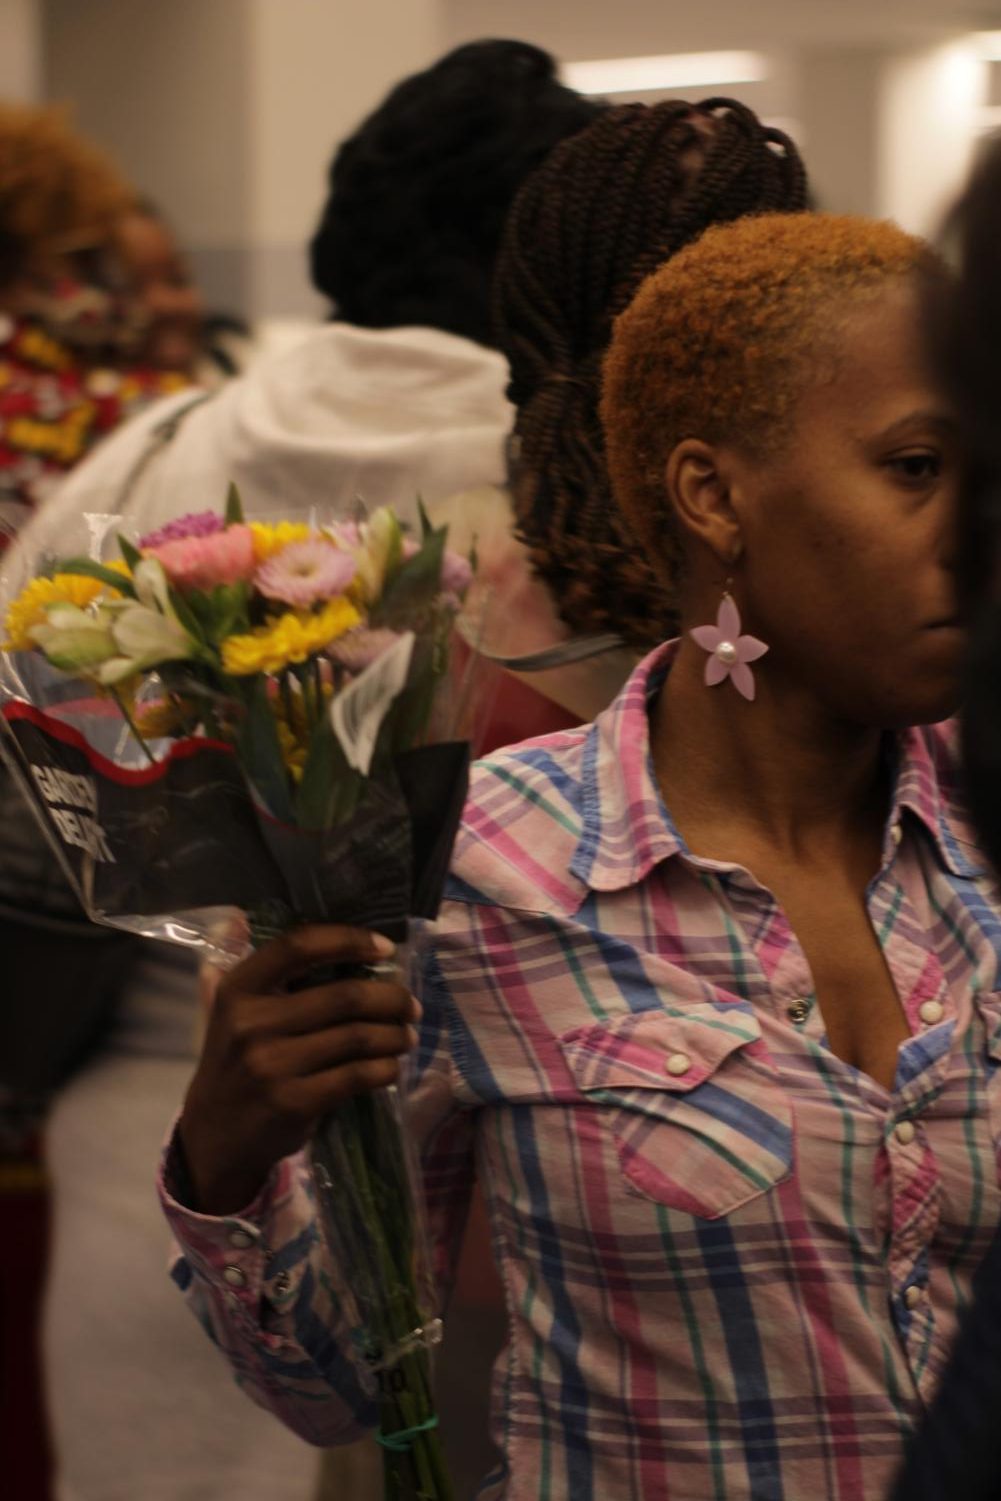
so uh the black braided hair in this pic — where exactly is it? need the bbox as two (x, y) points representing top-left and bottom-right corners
(309, 40), (604, 346)
(493, 98), (809, 646)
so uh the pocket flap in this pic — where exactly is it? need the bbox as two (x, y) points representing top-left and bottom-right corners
(559, 1004), (763, 1095)
(976, 992), (1001, 1063)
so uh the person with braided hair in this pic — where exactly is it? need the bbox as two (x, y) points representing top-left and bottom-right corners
(164, 210), (995, 1500)
(493, 97), (809, 649)
(441, 100), (809, 753)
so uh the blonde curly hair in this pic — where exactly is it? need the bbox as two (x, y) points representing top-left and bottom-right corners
(0, 103), (134, 284)
(602, 212), (937, 604)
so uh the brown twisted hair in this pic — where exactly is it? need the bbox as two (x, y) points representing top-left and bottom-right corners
(493, 98), (809, 646)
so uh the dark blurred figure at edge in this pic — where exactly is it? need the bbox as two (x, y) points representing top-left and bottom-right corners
(890, 132), (1001, 1501)
(0, 104), (227, 1501)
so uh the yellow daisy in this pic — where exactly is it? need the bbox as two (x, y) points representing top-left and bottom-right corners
(221, 597), (361, 676)
(249, 521), (315, 564)
(3, 572), (121, 651)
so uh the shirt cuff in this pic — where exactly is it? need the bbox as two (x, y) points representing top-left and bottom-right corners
(159, 1117), (308, 1318)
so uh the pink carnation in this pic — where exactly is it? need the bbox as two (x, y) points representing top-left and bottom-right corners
(144, 524), (256, 591)
(139, 511), (224, 549)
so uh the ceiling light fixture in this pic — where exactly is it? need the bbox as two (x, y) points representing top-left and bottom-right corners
(977, 32), (1001, 60)
(562, 51), (769, 96)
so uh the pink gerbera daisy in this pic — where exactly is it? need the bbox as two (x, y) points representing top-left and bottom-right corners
(255, 539), (356, 608)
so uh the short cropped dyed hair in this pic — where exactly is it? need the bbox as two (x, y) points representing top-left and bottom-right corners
(602, 212), (934, 600)
(0, 104), (133, 285)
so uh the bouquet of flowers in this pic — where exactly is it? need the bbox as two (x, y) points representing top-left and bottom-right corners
(0, 488), (476, 1500)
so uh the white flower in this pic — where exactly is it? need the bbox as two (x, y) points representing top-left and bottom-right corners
(29, 603), (117, 672)
(97, 559), (199, 684)
(342, 507), (402, 606)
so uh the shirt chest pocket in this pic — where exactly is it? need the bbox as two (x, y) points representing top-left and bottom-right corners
(558, 1006), (794, 1220)
(973, 994), (1001, 1153)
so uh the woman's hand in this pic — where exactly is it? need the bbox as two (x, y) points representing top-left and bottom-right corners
(178, 925), (419, 1217)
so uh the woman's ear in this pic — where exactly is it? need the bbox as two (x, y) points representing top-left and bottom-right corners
(665, 439), (744, 566)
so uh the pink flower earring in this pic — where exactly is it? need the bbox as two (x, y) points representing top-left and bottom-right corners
(690, 590), (768, 702)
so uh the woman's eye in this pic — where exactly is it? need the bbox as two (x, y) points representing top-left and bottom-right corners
(887, 451), (942, 483)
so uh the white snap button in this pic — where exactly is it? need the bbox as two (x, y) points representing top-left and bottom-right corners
(227, 1228), (254, 1250)
(272, 1270), (292, 1297)
(665, 1052), (691, 1077)
(786, 999), (811, 1025)
(904, 1285), (922, 1310)
(222, 1265), (247, 1288)
(890, 823), (903, 847)
(894, 1121), (916, 1145)
(918, 1000), (944, 1026)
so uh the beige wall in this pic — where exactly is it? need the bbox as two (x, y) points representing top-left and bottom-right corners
(44, 0), (252, 312)
(0, 0), (43, 101)
(42, 0), (444, 319)
(244, 0), (441, 316)
(35, 0), (1001, 314)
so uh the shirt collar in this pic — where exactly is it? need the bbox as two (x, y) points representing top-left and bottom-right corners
(571, 642), (685, 891)
(891, 722), (985, 880)
(571, 643), (984, 892)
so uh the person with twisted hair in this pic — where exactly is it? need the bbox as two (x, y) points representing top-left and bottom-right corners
(438, 102), (808, 753)
(492, 98), (809, 650)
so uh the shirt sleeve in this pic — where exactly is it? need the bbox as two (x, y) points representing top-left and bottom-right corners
(159, 934), (477, 1448)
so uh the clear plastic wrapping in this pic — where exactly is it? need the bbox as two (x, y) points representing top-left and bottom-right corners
(0, 496), (469, 1498)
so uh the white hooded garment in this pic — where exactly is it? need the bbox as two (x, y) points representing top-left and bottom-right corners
(18, 320), (513, 552)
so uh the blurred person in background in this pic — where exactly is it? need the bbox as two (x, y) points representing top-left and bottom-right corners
(8, 41), (605, 1501)
(113, 198), (253, 380)
(0, 104), (201, 551)
(442, 98), (809, 752)
(0, 100), (206, 1501)
(32, 40), (603, 540)
(888, 132), (1001, 1501)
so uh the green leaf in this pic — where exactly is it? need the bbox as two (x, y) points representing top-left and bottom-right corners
(380, 629), (444, 750)
(58, 557), (137, 599)
(416, 496), (433, 542)
(225, 482), (245, 526)
(181, 581), (250, 645)
(373, 526), (446, 627)
(295, 708), (364, 830)
(235, 676), (296, 822)
(117, 533), (143, 572)
(166, 585), (209, 647)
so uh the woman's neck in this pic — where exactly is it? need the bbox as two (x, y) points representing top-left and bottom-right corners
(651, 638), (889, 863)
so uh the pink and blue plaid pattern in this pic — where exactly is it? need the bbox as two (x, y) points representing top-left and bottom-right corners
(162, 644), (1001, 1500)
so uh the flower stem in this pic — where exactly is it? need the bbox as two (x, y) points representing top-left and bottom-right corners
(111, 687), (155, 764)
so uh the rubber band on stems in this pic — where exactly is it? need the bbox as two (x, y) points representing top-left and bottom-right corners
(376, 1414), (440, 1454)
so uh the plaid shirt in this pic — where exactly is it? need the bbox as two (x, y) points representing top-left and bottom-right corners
(162, 644), (1001, 1500)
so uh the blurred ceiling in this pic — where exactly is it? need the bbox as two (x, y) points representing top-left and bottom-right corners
(442, 0), (1001, 56)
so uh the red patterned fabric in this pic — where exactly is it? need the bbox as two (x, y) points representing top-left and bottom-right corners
(0, 313), (192, 550)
